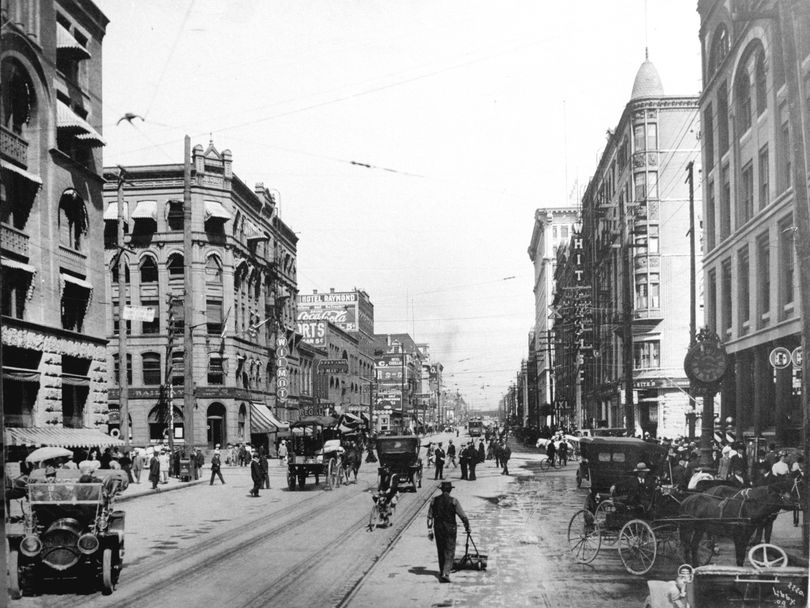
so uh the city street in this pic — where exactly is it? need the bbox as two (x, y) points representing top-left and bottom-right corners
(4, 434), (671, 608)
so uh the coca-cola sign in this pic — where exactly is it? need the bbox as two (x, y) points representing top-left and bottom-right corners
(298, 309), (349, 324)
(296, 290), (362, 333)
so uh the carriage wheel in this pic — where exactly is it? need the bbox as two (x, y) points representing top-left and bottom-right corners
(618, 520), (657, 575)
(287, 470), (297, 490)
(101, 548), (115, 595)
(368, 504), (381, 531)
(567, 509), (601, 564)
(539, 458), (550, 472)
(297, 473), (307, 489)
(8, 549), (22, 599)
(593, 500), (619, 546)
(327, 459), (338, 490)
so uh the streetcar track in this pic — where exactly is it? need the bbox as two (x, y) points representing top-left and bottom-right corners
(41, 488), (359, 608)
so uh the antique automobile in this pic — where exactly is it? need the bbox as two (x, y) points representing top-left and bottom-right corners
(375, 435), (422, 492)
(643, 545), (808, 608)
(6, 468), (127, 599)
(287, 415), (346, 490)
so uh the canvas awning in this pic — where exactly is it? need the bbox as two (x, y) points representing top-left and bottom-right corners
(5, 427), (123, 448)
(245, 221), (266, 241)
(56, 100), (105, 146)
(250, 403), (288, 433)
(0, 159), (42, 185)
(104, 201), (128, 222)
(1, 257), (36, 274)
(56, 23), (91, 60)
(130, 200), (157, 221)
(204, 200), (231, 222)
(2, 366), (41, 383)
(61, 273), (92, 291)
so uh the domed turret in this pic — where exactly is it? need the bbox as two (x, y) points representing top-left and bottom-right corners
(630, 54), (664, 100)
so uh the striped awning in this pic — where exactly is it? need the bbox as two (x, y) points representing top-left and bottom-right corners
(56, 100), (105, 147)
(204, 200), (231, 222)
(57, 23), (91, 60)
(5, 427), (123, 448)
(250, 403), (289, 433)
(131, 200), (157, 221)
(0, 159), (42, 185)
(104, 201), (128, 222)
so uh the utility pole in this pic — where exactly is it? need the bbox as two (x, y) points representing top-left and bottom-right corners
(182, 135), (194, 453)
(621, 194), (635, 434)
(776, 0), (810, 553)
(164, 295), (178, 455)
(546, 327), (554, 426)
(117, 168), (130, 449)
(686, 161), (697, 440)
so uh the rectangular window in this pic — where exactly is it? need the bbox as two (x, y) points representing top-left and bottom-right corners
(561, 226), (568, 239)
(167, 200), (184, 230)
(707, 269), (717, 333)
(62, 282), (89, 332)
(779, 219), (795, 313)
(142, 353), (161, 385)
(634, 124), (646, 152)
(757, 233), (770, 326)
(738, 246), (750, 334)
(208, 355), (224, 385)
(718, 82), (729, 155)
(635, 274), (648, 309)
(739, 161), (754, 226)
(703, 104), (714, 169)
(721, 259), (732, 338)
(111, 301), (132, 335)
(140, 300), (159, 334)
(779, 106), (791, 192)
(647, 171), (658, 199)
(646, 123), (658, 151)
(648, 273), (660, 308)
(758, 145), (769, 209)
(706, 180), (716, 251)
(720, 164), (731, 240)
(171, 352), (184, 386)
(1, 269), (30, 319)
(633, 341), (660, 369)
(206, 299), (223, 335)
(113, 354), (133, 385)
(634, 172), (647, 201)
(647, 225), (659, 254)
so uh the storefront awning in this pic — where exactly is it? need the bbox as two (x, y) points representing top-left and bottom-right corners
(250, 402), (288, 433)
(57, 23), (91, 60)
(104, 201), (128, 222)
(130, 200), (157, 221)
(61, 273), (93, 291)
(204, 200), (231, 222)
(61, 373), (91, 387)
(5, 427), (123, 448)
(0, 159), (42, 185)
(56, 100), (105, 146)
(1, 257), (36, 274)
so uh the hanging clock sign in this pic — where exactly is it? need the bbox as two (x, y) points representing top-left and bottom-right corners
(684, 329), (728, 385)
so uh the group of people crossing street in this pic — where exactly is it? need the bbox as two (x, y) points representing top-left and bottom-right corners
(425, 434), (512, 481)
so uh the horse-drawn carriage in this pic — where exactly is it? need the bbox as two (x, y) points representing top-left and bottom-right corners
(375, 435), (423, 492)
(287, 415), (347, 490)
(6, 468), (128, 599)
(568, 437), (805, 576)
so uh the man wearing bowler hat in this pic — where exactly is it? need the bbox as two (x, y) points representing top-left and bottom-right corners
(427, 481), (470, 583)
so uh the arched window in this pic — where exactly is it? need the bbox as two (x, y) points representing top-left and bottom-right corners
(238, 403), (247, 441)
(205, 255), (223, 286)
(709, 24), (730, 76)
(148, 404), (183, 441)
(58, 188), (88, 250)
(111, 260), (130, 284)
(167, 253), (184, 277)
(755, 52), (767, 116)
(736, 68), (752, 133)
(140, 255), (158, 283)
(1, 58), (35, 136)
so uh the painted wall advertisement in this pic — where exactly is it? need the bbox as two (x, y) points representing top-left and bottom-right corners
(297, 320), (326, 346)
(296, 291), (373, 336)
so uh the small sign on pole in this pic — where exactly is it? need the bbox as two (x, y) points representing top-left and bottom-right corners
(769, 347), (792, 370)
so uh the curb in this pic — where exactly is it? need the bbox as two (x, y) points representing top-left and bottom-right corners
(116, 478), (208, 503)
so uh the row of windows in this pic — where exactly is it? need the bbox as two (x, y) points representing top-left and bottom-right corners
(706, 218), (795, 338)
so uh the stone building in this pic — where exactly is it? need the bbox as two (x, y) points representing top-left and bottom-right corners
(578, 57), (701, 438)
(697, 0), (809, 445)
(103, 143), (293, 450)
(2, 0), (116, 449)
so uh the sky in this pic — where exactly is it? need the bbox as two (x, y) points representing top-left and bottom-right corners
(96, 0), (703, 410)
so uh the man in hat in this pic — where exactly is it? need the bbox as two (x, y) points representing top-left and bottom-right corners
(627, 462), (654, 513)
(210, 447), (226, 485)
(148, 450), (161, 490)
(467, 442), (478, 481)
(433, 442), (446, 480)
(427, 481), (470, 583)
(249, 452), (263, 497)
(458, 442), (470, 481)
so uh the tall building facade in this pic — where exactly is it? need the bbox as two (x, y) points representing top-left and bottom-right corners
(527, 206), (579, 427)
(2, 1), (114, 448)
(579, 58), (701, 438)
(372, 333), (422, 433)
(697, 0), (809, 445)
(103, 143), (293, 450)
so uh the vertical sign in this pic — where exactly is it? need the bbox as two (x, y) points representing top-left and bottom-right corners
(276, 335), (289, 402)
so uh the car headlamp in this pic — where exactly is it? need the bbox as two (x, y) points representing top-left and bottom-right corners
(20, 535), (42, 557)
(77, 533), (100, 554)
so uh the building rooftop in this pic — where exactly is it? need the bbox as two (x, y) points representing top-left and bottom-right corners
(630, 55), (664, 100)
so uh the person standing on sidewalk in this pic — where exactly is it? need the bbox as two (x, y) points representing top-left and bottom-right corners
(132, 449), (144, 484)
(427, 481), (470, 583)
(501, 442), (511, 475)
(260, 448), (270, 489)
(467, 441), (478, 481)
(433, 442), (446, 480)
(476, 440), (485, 468)
(446, 440), (457, 469)
(148, 451), (161, 490)
(210, 449), (226, 485)
(249, 452), (263, 497)
(459, 443), (469, 480)
(194, 447), (205, 481)
(278, 439), (288, 465)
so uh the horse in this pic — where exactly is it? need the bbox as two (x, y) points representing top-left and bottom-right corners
(679, 481), (794, 567)
(342, 442), (362, 484)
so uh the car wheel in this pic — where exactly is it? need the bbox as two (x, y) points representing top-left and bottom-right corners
(8, 549), (22, 599)
(101, 548), (115, 595)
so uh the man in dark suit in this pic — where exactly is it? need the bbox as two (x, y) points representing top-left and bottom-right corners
(249, 452), (263, 497)
(427, 481), (470, 583)
(459, 444), (469, 480)
(627, 462), (654, 513)
(148, 452), (161, 490)
(467, 441), (478, 481)
(433, 442), (446, 480)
